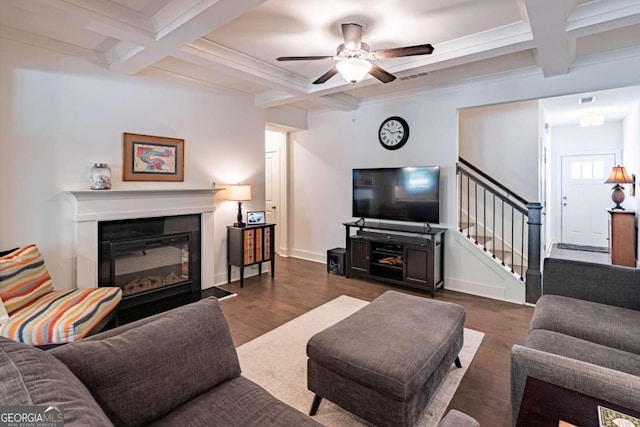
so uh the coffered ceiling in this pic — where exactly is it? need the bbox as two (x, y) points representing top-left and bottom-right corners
(2, 0), (640, 113)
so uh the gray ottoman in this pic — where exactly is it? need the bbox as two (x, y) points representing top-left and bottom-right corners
(307, 291), (465, 427)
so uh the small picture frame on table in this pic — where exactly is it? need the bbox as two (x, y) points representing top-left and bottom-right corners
(247, 211), (266, 225)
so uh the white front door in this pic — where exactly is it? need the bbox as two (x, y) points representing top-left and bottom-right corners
(265, 148), (281, 253)
(560, 154), (615, 247)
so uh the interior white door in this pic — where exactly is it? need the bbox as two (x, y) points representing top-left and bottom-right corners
(560, 154), (615, 247)
(265, 148), (281, 253)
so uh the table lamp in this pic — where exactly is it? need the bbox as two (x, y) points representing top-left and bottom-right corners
(604, 165), (633, 210)
(227, 185), (252, 227)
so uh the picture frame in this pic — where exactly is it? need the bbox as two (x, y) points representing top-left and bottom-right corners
(247, 211), (266, 225)
(123, 133), (184, 182)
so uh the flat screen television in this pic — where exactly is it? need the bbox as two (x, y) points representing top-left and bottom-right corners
(352, 166), (440, 224)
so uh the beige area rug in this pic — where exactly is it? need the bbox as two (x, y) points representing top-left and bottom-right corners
(237, 295), (484, 426)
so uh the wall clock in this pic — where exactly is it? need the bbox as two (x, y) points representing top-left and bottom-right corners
(378, 116), (409, 150)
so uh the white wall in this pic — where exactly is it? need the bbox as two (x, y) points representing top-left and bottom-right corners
(290, 95), (455, 262)
(289, 51), (640, 303)
(0, 38), (266, 288)
(459, 100), (540, 202)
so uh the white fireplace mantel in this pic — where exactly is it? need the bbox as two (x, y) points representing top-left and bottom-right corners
(68, 188), (223, 289)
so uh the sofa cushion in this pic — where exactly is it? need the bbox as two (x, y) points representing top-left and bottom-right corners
(0, 288), (121, 345)
(531, 295), (640, 354)
(147, 376), (322, 427)
(51, 297), (241, 427)
(0, 336), (113, 426)
(542, 257), (640, 311)
(526, 329), (640, 377)
(0, 244), (53, 313)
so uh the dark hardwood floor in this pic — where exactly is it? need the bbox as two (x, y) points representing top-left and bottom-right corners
(215, 255), (534, 426)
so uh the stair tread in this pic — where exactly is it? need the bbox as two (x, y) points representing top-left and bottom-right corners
(492, 249), (511, 259)
(513, 265), (527, 277)
(458, 228), (528, 279)
(472, 235), (492, 244)
(459, 221), (474, 230)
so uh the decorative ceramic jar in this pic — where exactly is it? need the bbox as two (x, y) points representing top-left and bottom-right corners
(90, 163), (112, 190)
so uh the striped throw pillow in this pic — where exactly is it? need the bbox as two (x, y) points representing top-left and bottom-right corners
(0, 245), (54, 314)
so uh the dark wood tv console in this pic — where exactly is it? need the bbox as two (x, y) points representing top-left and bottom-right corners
(343, 221), (446, 297)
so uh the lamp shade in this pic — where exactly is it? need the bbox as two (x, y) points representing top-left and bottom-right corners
(227, 185), (252, 201)
(604, 165), (633, 184)
(336, 59), (372, 83)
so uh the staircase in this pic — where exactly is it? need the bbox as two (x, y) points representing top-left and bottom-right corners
(458, 220), (527, 280)
(457, 158), (542, 302)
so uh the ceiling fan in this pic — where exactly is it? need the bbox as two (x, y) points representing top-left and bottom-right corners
(277, 23), (434, 85)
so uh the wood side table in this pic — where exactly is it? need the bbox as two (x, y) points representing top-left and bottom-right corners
(227, 224), (276, 287)
(517, 377), (640, 426)
(609, 210), (636, 267)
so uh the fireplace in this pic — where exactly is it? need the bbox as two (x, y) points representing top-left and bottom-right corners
(98, 214), (201, 311)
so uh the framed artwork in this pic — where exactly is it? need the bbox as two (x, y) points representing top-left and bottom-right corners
(247, 211), (266, 225)
(123, 133), (184, 182)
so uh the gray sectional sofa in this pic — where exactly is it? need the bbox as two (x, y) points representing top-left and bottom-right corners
(511, 257), (640, 424)
(0, 297), (321, 427)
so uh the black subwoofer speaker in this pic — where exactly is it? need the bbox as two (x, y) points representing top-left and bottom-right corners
(327, 247), (346, 275)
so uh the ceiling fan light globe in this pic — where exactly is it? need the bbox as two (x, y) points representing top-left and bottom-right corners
(336, 59), (372, 83)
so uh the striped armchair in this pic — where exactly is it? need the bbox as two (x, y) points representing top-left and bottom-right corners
(0, 244), (121, 346)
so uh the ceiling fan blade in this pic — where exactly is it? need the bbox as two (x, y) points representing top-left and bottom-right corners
(368, 63), (396, 83)
(372, 44), (434, 59)
(313, 67), (339, 84)
(342, 23), (363, 51)
(277, 56), (334, 61)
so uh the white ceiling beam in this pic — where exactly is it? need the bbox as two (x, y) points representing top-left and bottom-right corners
(142, 65), (253, 96)
(63, 0), (153, 31)
(10, 0), (155, 45)
(567, 0), (640, 36)
(183, 39), (308, 91)
(253, 87), (354, 112)
(363, 22), (534, 79)
(99, 41), (141, 66)
(523, 0), (574, 77)
(0, 25), (102, 63)
(254, 90), (298, 108)
(109, 0), (268, 75)
(181, 39), (357, 110)
(153, 0), (223, 40)
(152, 1), (207, 35)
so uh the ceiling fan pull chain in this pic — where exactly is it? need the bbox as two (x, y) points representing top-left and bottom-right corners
(352, 83), (357, 123)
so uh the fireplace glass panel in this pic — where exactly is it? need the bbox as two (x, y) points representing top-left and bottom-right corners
(111, 234), (190, 297)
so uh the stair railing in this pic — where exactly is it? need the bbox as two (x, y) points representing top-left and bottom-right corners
(457, 157), (542, 303)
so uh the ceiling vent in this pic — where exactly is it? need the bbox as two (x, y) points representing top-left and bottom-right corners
(578, 96), (596, 104)
(399, 72), (430, 81)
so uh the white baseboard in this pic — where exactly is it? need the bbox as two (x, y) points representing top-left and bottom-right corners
(289, 249), (325, 264)
(446, 277), (525, 305)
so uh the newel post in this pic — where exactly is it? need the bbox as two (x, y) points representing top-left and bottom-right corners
(525, 203), (543, 303)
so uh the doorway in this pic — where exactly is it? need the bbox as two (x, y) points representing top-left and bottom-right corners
(560, 153), (616, 248)
(265, 129), (285, 254)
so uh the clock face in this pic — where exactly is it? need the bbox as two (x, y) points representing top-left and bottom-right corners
(378, 116), (409, 150)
